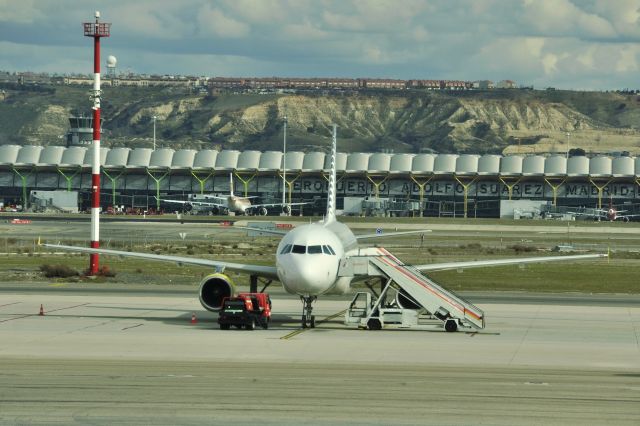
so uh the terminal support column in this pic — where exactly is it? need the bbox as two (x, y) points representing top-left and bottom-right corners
(409, 174), (433, 218)
(11, 167), (32, 211)
(589, 178), (613, 209)
(498, 176), (522, 201)
(56, 167), (81, 191)
(145, 168), (169, 211)
(233, 172), (257, 197)
(365, 174), (389, 199)
(453, 175), (478, 219)
(278, 170), (301, 207)
(190, 170), (213, 195)
(102, 169), (124, 208)
(543, 177), (566, 206)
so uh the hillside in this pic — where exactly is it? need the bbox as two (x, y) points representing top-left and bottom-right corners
(1, 83), (639, 155)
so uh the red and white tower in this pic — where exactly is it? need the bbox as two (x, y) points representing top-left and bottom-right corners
(83, 11), (110, 275)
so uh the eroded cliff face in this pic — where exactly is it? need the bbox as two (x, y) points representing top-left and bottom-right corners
(192, 93), (610, 154)
(4, 87), (639, 155)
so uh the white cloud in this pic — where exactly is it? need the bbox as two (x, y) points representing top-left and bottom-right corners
(0, 0), (44, 23)
(615, 45), (639, 72)
(197, 6), (250, 39)
(541, 53), (559, 75)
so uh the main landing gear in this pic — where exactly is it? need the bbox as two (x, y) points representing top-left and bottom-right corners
(300, 296), (317, 328)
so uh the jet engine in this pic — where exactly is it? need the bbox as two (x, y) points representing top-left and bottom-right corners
(183, 203), (193, 212)
(198, 273), (235, 311)
(282, 205), (291, 215)
(395, 290), (421, 310)
(259, 207), (268, 216)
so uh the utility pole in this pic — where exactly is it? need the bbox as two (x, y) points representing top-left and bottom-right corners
(152, 115), (157, 151)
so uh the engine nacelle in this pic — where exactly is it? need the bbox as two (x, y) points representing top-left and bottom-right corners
(282, 204), (291, 215)
(259, 207), (268, 216)
(395, 290), (421, 310)
(198, 273), (235, 311)
(184, 203), (193, 212)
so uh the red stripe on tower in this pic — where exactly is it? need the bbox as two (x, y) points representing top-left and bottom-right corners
(84, 12), (110, 275)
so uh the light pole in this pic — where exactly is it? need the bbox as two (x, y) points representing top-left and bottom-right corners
(566, 131), (570, 159)
(282, 115), (287, 210)
(152, 115), (157, 151)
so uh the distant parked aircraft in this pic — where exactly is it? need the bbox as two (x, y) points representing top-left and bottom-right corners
(161, 173), (307, 216)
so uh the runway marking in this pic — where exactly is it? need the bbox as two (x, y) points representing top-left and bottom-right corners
(0, 302), (21, 308)
(466, 331), (500, 336)
(0, 303), (89, 324)
(280, 309), (347, 340)
(280, 329), (306, 340)
(122, 323), (144, 331)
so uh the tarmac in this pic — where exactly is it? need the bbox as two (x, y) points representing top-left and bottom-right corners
(1, 288), (639, 425)
(1, 217), (639, 424)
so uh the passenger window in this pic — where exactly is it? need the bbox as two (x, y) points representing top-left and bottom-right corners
(291, 245), (306, 254)
(322, 245), (331, 255)
(308, 245), (322, 254)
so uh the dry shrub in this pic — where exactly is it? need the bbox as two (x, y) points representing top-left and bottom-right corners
(509, 244), (536, 253)
(40, 264), (79, 278)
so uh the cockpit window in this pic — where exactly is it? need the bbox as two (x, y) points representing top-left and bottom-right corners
(322, 245), (331, 255)
(279, 244), (292, 255)
(291, 245), (306, 254)
(307, 245), (322, 254)
(326, 245), (336, 255)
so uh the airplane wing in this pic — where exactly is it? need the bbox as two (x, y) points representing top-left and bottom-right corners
(199, 195), (229, 201)
(41, 243), (279, 280)
(413, 253), (607, 272)
(355, 229), (431, 240)
(233, 226), (289, 236)
(250, 201), (309, 209)
(161, 199), (226, 208)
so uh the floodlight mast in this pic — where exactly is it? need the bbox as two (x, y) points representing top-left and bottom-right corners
(83, 11), (111, 275)
(282, 115), (287, 210)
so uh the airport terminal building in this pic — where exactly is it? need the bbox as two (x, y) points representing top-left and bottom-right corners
(1, 144), (640, 217)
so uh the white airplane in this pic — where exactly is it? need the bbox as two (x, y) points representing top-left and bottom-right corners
(160, 173), (307, 216)
(43, 125), (607, 328)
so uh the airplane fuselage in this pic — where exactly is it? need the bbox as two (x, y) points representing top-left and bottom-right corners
(275, 220), (358, 297)
(227, 196), (252, 215)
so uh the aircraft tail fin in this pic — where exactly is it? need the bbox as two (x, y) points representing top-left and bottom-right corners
(229, 172), (234, 197)
(325, 124), (337, 223)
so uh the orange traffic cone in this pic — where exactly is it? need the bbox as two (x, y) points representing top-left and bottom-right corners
(191, 312), (197, 324)
(39, 304), (44, 316)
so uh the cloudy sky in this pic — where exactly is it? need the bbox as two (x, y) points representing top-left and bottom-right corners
(1, 0), (639, 90)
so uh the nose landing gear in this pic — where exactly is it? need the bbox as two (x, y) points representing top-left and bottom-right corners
(300, 296), (317, 328)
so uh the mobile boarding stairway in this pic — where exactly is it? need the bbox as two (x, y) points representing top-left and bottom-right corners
(340, 248), (485, 332)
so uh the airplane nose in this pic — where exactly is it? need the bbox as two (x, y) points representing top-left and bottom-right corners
(285, 256), (331, 294)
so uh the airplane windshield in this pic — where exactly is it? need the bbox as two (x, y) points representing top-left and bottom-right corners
(286, 244), (336, 255)
(280, 244), (292, 254)
(307, 245), (322, 254)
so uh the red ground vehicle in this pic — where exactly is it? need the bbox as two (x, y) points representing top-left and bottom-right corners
(217, 293), (271, 330)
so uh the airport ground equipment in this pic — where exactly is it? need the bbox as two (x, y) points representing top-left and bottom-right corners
(217, 293), (271, 330)
(341, 249), (485, 332)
